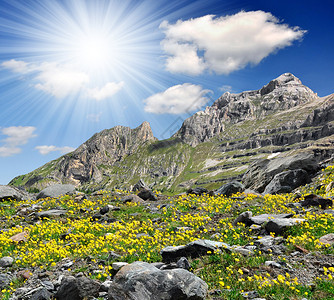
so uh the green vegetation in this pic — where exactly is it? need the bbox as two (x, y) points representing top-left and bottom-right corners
(1, 165), (334, 299)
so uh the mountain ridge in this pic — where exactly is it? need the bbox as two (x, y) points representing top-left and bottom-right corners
(10, 73), (334, 193)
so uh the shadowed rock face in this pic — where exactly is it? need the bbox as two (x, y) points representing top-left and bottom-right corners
(174, 73), (319, 146)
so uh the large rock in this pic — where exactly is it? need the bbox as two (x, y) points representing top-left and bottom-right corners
(187, 187), (208, 196)
(108, 261), (208, 300)
(265, 218), (305, 235)
(137, 189), (157, 201)
(161, 239), (230, 263)
(233, 212), (293, 226)
(300, 194), (333, 209)
(37, 184), (75, 199)
(36, 209), (67, 219)
(55, 276), (100, 300)
(0, 185), (29, 201)
(264, 169), (310, 194)
(243, 151), (319, 193)
(215, 181), (245, 196)
(121, 194), (145, 204)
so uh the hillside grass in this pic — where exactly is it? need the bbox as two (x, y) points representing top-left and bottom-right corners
(1, 165), (334, 299)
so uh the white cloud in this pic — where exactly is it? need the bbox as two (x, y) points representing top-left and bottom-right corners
(1, 59), (31, 73)
(160, 11), (306, 75)
(35, 145), (75, 155)
(0, 146), (21, 157)
(87, 81), (124, 101)
(219, 85), (233, 93)
(87, 112), (102, 123)
(2, 59), (122, 99)
(0, 126), (37, 157)
(144, 83), (212, 114)
(35, 63), (89, 98)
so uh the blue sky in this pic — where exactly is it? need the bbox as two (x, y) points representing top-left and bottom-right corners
(0, 0), (333, 184)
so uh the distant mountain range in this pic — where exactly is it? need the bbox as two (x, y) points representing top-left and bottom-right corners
(10, 73), (334, 193)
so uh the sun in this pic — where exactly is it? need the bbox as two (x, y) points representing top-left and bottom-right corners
(70, 31), (114, 73)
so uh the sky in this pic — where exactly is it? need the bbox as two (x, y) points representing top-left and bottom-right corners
(0, 0), (333, 185)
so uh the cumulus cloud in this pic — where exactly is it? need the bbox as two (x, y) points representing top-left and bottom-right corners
(1, 59), (31, 73)
(160, 11), (306, 75)
(87, 81), (124, 101)
(2, 59), (122, 100)
(144, 83), (212, 114)
(34, 63), (89, 98)
(35, 145), (75, 155)
(0, 126), (36, 157)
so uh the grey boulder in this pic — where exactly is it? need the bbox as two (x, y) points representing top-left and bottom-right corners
(0, 256), (14, 267)
(37, 184), (75, 199)
(137, 189), (157, 201)
(265, 218), (305, 235)
(264, 169), (310, 194)
(161, 239), (230, 263)
(55, 276), (100, 300)
(215, 181), (245, 197)
(108, 261), (208, 300)
(243, 151), (318, 193)
(36, 209), (67, 219)
(0, 185), (29, 201)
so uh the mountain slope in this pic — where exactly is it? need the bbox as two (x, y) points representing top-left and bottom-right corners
(10, 73), (334, 192)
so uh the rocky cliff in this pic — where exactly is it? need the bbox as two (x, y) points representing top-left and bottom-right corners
(10, 73), (334, 193)
(10, 121), (157, 190)
(175, 73), (319, 146)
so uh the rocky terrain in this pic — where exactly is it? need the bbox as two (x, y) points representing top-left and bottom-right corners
(9, 73), (334, 195)
(1, 73), (334, 300)
(0, 163), (334, 299)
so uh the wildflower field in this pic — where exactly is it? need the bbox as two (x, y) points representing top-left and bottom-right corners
(1, 165), (334, 299)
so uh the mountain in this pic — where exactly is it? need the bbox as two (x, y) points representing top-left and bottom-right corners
(10, 73), (334, 193)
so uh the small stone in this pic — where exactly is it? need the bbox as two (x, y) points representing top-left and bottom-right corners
(250, 224), (261, 230)
(319, 233), (334, 246)
(10, 231), (29, 243)
(0, 256), (14, 267)
(265, 261), (282, 268)
(241, 290), (260, 299)
(30, 287), (52, 300)
(233, 246), (254, 256)
(99, 206), (110, 215)
(108, 251), (121, 260)
(112, 262), (128, 271)
(41, 280), (54, 291)
(18, 270), (32, 280)
(100, 280), (113, 292)
(176, 257), (190, 270)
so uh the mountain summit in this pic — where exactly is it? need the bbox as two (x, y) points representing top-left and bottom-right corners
(10, 73), (334, 192)
(175, 73), (318, 146)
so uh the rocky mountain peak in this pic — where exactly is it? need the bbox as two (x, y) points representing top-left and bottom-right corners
(136, 121), (155, 141)
(260, 72), (312, 96)
(175, 73), (319, 146)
